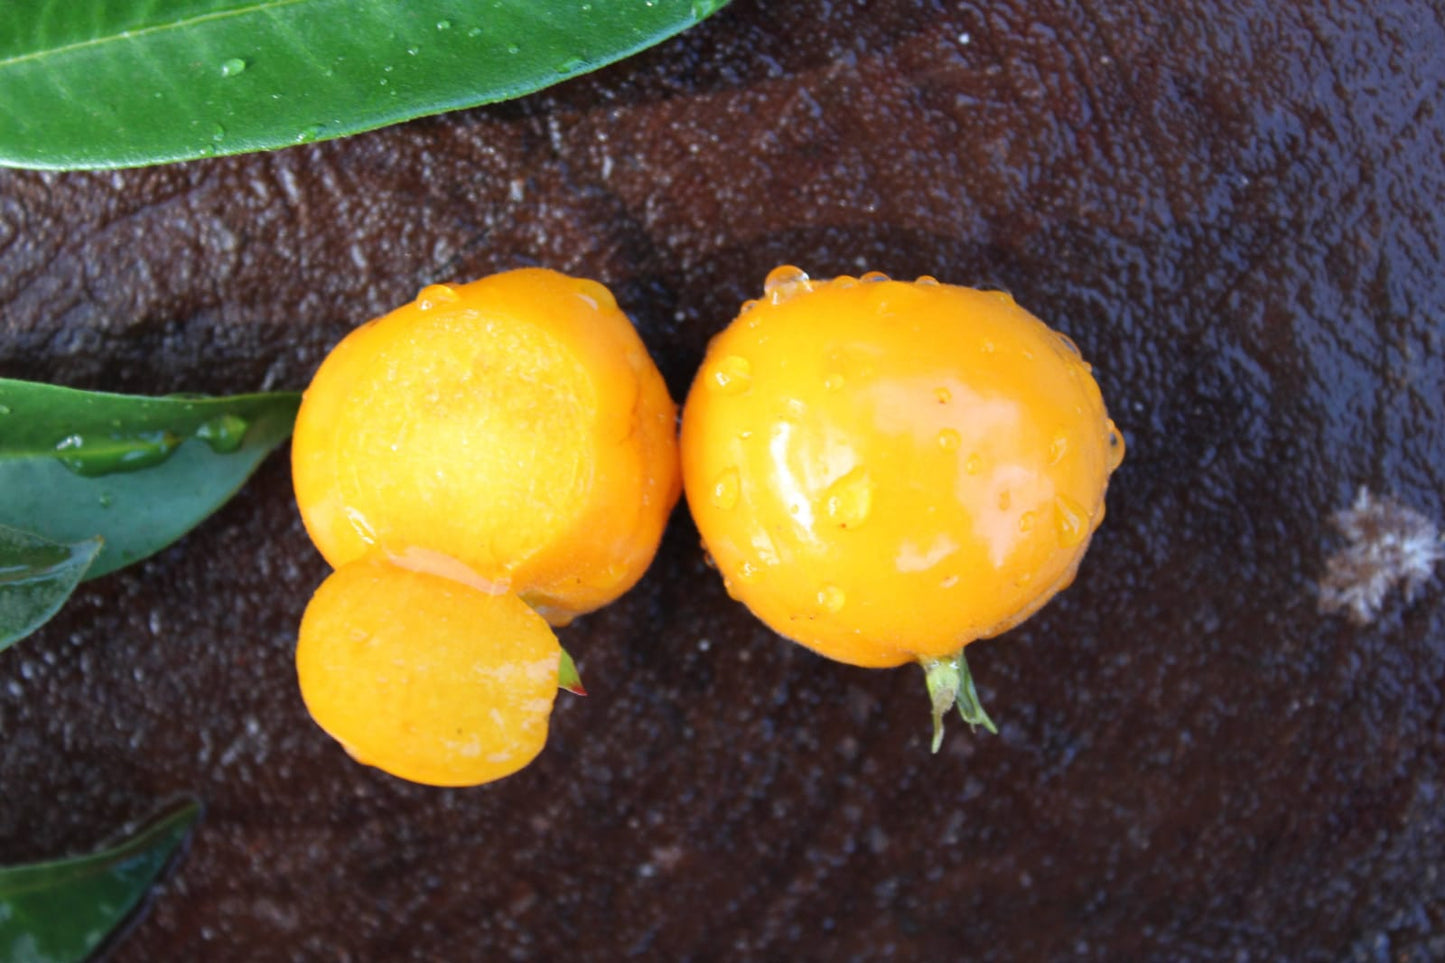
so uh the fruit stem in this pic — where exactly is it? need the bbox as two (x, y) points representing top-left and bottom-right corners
(558, 647), (587, 696)
(921, 649), (997, 753)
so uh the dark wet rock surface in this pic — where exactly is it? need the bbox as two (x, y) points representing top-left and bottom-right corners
(3, 0), (1444, 959)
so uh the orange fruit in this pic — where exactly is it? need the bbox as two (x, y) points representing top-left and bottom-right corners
(297, 559), (560, 787)
(680, 267), (1123, 747)
(292, 267), (680, 624)
(292, 267), (679, 785)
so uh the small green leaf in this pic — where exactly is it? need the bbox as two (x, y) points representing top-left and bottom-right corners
(921, 649), (997, 753)
(0, 0), (731, 171)
(0, 378), (300, 578)
(0, 524), (102, 652)
(558, 646), (586, 696)
(0, 798), (200, 963)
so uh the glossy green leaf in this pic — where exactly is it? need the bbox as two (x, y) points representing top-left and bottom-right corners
(0, 525), (102, 653)
(0, 378), (300, 578)
(0, 799), (200, 963)
(0, 0), (730, 171)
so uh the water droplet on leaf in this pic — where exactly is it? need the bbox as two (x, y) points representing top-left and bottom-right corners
(219, 58), (247, 78)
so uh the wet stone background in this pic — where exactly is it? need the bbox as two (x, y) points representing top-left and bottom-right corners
(2, 0), (1444, 960)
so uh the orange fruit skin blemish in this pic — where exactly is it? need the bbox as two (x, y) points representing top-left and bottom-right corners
(680, 268), (1123, 744)
(292, 268), (679, 785)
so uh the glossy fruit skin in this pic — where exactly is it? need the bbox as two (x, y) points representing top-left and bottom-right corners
(297, 559), (560, 787)
(292, 267), (680, 624)
(681, 270), (1123, 669)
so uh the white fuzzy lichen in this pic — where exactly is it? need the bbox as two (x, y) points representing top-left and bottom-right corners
(1318, 487), (1444, 625)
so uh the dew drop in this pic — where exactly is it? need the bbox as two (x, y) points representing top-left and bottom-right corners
(832, 275), (859, 289)
(738, 299), (760, 315)
(295, 124), (323, 143)
(436, 19), (452, 29)
(195, 414), (249, 453)
(53, 430), (181, 477)
(818, 585), (847, 613)
(940, 574), (959, 589)
(211, 124), (226, 143)
(915, 275), (940, 286)
(823, 466), (873, 529)
(937, 428), (961, 451)
(1056, 332), (1082, 357)
(964, 453), (983, 475)
(859, 270), (890, 283)
(980, 338), (996, 354)
(1055, 494), (1090, 548)
(763, 265), (811, 303)
(557, 56), (586, 73)
(416, 283), (460, 310)
(1105, 420), (1126, 471)
(711, 468), (740, 510)
(706, 355), (752, 395)
(98, 493), (114, 508)
(823, 372), (845, 392)
(507, 43), (521, 55)
(467, 26), (483, 37)
(219, 58), (247, 78)
(1018, 511), (1037, 534)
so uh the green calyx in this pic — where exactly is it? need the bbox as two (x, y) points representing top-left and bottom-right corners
(921, 649), (998, 753)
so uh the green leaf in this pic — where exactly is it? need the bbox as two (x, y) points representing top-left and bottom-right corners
(0, 0), (730, 171)
(0, 378), (300, 579)
(0, 525), (102, 653)
(0, 799), (200, 963)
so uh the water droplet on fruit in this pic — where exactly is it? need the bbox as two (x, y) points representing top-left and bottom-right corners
(915, 275), (940, 286)
(980, 338), (996, 354)
(818, 585), (847, 613)
(997, 490), (1012, 511)
(1018, 511), (1037, 534)
(195, 414), (249, 453)
(1049, 432), (1069, 464)
(859, 270), (889, 283)
(416, 284), (459, 310)
(964, 453), (983, 475)
(1055, 494), (1089, 548)
(832, 275), (859, 289)
(1105, 420), (1125, 470)
(1056, 332), (1082, 357)
(219, 58), (247, 77)
(940, 574), (959, 589)
(823, 467), (873, 529)
(935, 386), (951, 404)
(737, 561), (759, 583)
(707, 355), (752, 394)
(823, 372), (845, 392)
(739, 299), (760, 315)
(763, 265), (811, 303)
(711, 468), (740, 510)
(937, 428), (961, 451)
